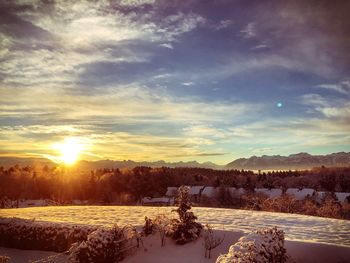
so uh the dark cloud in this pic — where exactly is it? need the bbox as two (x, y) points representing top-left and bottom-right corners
(0, 2), (53, 41)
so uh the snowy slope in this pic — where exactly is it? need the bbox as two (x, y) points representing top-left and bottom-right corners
(1, 206), (349, 247)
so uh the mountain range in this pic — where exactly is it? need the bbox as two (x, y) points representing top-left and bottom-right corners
(1, 152), (349, 170)
(0, 157), (221, 170)
(225, 152), (350, 170)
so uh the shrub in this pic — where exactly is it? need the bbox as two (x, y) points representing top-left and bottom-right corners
(216, 227), (287, 263)
(302, 199), (318, 216)
(68, 225), (137, 263)
(0, 218), (96, 252)
(171, 186), (203, 244)
(318, 195), (343, 219)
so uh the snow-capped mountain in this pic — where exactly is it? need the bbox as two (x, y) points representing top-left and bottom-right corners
(226, 152), (350, 170)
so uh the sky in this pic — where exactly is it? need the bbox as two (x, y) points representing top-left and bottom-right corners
(0, 0), (350, 164)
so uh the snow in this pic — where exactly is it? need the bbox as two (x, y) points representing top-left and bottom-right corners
(2, 230), (350, 263)
(286, 188), (316, 200)
(0, 247), (68, 263)
(1, 206), (349, 248)
(254, 188), (283, 198)
(123, 230), (350, 263)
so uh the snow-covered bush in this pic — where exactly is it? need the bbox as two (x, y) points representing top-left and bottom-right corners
(172, 186), (203, 244)
(216, 227), (287, 263)
(0, 217), (96, 252)
(68, 225), (137, 263)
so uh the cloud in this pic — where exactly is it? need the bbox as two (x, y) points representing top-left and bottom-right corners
(215, 19), (233, 30)
(0, 81), (258, 161)
(240, 22), (256, 39)
(0, 1), (205, 89)
(183, 124), (227, 139)
(119, 0), (156, 6)
(301, 93), (350, 119)
(315, 80), (350, 95)
(160, 43), (173, 49)
(182, 82), (195, 86)
(1, 0), (349, 163)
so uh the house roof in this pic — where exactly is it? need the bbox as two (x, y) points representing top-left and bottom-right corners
(189, 186), (205, 195)
(335, 192), (350, 203)
(286, 188), (315, 200)
(165, 187), (178, 196)
(201, 186), (216, 197)
(229, 187), (246, 196)
(255, 188), (283, 198)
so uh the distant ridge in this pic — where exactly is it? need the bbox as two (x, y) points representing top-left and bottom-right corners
(1, 152), (350, 170)
(225, 152), (350, 170)
(77, 159), (222, 170)
(0, 157), (222, 170)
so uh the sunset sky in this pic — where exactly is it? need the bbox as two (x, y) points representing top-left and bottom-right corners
(0, 0), (349, 164)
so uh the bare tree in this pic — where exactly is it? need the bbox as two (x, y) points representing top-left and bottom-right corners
(203, 224), (225, 259)
(153, 214), (172, 247)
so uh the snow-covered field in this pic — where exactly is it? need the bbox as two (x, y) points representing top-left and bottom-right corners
(1, 206), (350, 247)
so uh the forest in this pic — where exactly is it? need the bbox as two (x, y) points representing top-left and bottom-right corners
(1, 165), (349, 202)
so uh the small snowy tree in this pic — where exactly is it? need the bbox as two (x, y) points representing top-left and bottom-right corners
(172, 186), (203, 244)
(203, 224), (225, 259)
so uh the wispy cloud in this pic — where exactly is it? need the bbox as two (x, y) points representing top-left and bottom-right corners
(315, 80), (350, 95)
(301, 93), (350, 119)
(240, 22), (256, 39)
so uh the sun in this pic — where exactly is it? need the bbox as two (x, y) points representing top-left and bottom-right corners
(54, 138), (84, 165)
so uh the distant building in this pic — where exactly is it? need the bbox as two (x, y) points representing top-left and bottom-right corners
(201, 186), (217, 198)
(286, 188), (316, 200)
(255, 188), (283, 199)
(316, 191), (350, 204)
(165, 187), (178, 197)
(335, 192), (350, 203)
(189, 186), (205, 202)
(229, 187), (246, 197)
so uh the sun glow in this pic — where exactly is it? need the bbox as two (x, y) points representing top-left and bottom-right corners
(54, 138), (84, 165)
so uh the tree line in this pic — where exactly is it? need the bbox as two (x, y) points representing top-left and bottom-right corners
(1, 165), (350, 205)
